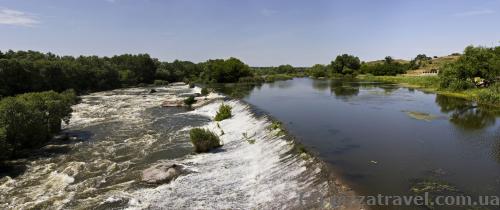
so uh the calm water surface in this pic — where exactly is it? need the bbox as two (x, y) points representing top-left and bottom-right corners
(220, 78), (500, 207)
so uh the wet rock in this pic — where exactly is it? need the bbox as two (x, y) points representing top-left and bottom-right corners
(148, 89), (157, 94)
(142, 162), (190, 184)
(169, 82), (187, 86)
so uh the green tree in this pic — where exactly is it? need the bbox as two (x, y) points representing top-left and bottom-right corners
(330, 54), (361, 75)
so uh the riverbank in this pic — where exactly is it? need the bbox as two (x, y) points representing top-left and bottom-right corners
(357, 75), (500, 107)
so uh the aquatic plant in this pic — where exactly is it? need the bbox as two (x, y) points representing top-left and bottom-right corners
(214, 104), (232, 121)
(268, 120), (282, 130)
(242, 132), (256, 144)
(153, 80), (169, 86)
(201, 87), (210, 96)
(183, 96), (196, 107)
(403, 111), (437, 122)
(189, 128), (221, 153)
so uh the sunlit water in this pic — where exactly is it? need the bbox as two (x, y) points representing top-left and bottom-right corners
(221, 78), (500, 209)
(0, 85), (345, 209)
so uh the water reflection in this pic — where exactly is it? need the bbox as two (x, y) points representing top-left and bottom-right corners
(329, 80), (360, 99)
(435, 95), (499, 130)
(210, 83), (261, 99)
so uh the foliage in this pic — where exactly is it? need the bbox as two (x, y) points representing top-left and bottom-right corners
(201, 87), (210, 96)
(361, 58), (407, 76)
(183, 96), (196, 107)
(189, 128), (221, 153)
(439, 46), (500, 90)
(214, 104), (232, 121)
(477, 83), (500, 105)
(153, 80), (169, 86)
(409, 54), (432, 70)
(199, 57), (253, 83)
(310, 64), (327, 78)
(0, 50), (158, 97)
(329, 54), (361, 75)
(0, 90), (77, 160)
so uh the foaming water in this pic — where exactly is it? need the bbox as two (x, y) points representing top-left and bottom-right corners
(0, 85), (352, 209)
(125, 100), (350, 209)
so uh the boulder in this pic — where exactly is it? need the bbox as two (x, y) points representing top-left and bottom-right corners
(142, 162), (190, 184)
(149, 89), (157, 94)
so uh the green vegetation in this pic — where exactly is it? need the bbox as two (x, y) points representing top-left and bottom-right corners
(189, 128), (221, 153)
(242, 132), (256, 144)
(201, 87), (210, 96)
(0, 90), (77, 160)
(153, 80), (169, 86)
(358, 45), (499, 106)
(330, 54), (361, 75)
(403, 111), (438, 122)
(439, 46), (499, 90)
(214, 104), (232, 121)
(361, 56), (407, 76)
(183, 96), (196, 107)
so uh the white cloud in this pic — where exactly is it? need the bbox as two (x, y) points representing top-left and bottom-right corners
(0, 8), (39, 27)
(454, 9), (495, 17)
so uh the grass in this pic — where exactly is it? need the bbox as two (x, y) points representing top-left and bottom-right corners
(214, 104), (232, 121)
(189, 128), (221, 153)
(358, 74), (500, 107)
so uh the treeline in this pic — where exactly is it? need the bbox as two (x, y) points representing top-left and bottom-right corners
(0, 50), (257, 98)
(307, 54), (436, 77)
(0, 90), (77, 160)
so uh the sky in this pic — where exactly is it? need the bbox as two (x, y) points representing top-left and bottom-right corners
(0, 0), (499, 66)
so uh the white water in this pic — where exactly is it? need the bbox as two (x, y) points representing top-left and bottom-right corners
(126, 100), (335, 209)
(0, 85), (353, 209)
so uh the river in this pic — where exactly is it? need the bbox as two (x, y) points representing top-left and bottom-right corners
(216, 77), (500, 209)
(0, 84), (352, 209)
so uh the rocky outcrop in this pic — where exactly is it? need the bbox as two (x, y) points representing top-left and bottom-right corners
(142, 162), (191, 184)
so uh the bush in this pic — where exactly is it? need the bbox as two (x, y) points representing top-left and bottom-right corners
(189, 128), (221, 153)
(201, 87), (209, 96)
(153, 80), (169, 86)
(183, 96), (196, 107)
(477, 83), (500, 105)
(214, 104), (232, 121)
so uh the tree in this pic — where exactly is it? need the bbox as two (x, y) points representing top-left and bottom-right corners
(330, 54), (361, 75)
(439, 45), (500, 90)
(310, 64), (327, 78)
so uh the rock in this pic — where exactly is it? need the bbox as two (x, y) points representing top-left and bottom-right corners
(169, 82), (187, 86)
(148, 89), (157, 94)
(142, 162), (190, 184)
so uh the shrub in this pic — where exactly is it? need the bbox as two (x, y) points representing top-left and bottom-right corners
(477, 83), (500, 105)
(153, 80), (169, 86)
(214, 104), (232, 121)
(189, 128), (221, 153)
(184, 96), (196, 107)
(201, 87), (209, 96)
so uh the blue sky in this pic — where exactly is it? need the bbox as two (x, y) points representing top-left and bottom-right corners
(0, 0), (499, 66)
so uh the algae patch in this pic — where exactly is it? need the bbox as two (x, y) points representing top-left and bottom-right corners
(403, 110), (438, 122)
